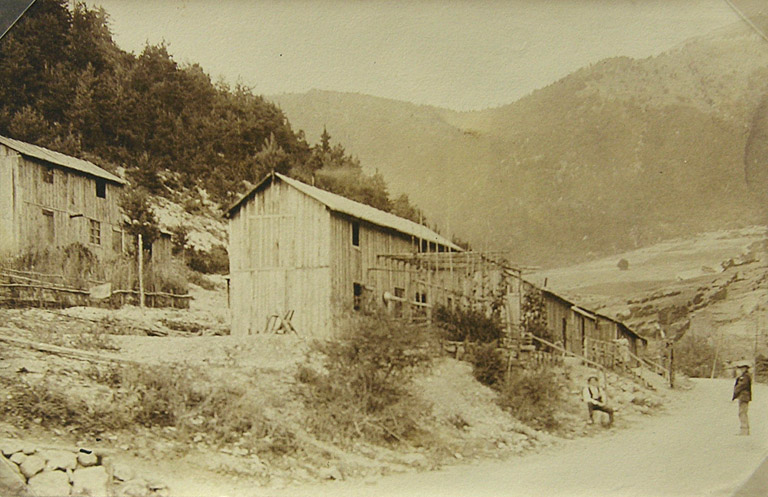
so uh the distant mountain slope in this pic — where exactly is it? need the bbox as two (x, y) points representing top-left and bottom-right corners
(270, 23), (768, 266)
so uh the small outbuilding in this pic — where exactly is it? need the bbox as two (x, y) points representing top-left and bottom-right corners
(0, 135), (126, 261)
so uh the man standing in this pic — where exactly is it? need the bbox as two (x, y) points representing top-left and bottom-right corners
(583, 375), (614, 426)
(732, 361), (752, 436)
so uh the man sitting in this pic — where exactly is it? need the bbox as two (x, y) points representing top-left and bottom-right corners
(583, 375), (614, 426)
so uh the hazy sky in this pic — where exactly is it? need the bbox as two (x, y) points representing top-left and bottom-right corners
(88, 1), (743, 110)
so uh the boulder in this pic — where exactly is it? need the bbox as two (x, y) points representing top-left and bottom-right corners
(112, 463), (135, 482)
(0, 440), (25, 457)
(76, 452), (98, 467)
(0, 457), (27, 496)
(28, 470), (72, 496)
(22, 444), (36, 455)
(72, 466), (109, 496)
(19, 455), (46, 479)
(40, 450), (78, 471)
(10, 452), (27, 465)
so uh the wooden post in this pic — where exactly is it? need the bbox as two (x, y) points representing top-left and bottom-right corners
(138, 234), (145, 310)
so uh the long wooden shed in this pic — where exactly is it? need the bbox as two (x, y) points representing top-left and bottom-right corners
(0, 136), (126, 261)
(226, 172), (461, 337)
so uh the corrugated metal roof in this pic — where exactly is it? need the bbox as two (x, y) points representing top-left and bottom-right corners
(0, 135), (126, 185)
(227, 172), (462, 251)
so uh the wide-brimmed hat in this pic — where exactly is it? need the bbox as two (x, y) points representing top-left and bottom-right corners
(734, 360), (751, 369)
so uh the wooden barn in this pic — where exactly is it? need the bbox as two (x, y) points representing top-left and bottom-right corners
(0, 136), (126, 261)
(226, 172), (462, 337)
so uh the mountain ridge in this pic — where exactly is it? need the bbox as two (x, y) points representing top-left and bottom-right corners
(270, 23), (768, 266)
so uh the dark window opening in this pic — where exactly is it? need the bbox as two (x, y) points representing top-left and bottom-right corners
(43, 167), (54, 184)
(352, 222), (360, 247)
(353, 283), (363, 311)
(42, 209), (54, 243)
(95, 179), (106, 199)
(420, 239), (428, 252)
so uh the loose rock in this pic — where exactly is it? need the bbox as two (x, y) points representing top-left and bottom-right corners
(72, 466), (109, 497)
(9, 452), (27, 465)
(19, 455), (46, 479)
(27, 470), (71, 497)
(40, 449), (78, 471)
(113, 463), (136, 482)
(0, 441), (24, 457)
(77, 452), (98, 467)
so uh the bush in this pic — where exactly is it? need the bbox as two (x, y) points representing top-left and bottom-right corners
(675, 332), (719, 378)
(106, 255), (188, 295)
(4, 243), (100, 289)
(187, 245), (229, 274)
(498, 367), (564, 431)
(618, 258), (630, 271)
(468, 342), (506, 387)
(296, 313), (435, 445)
(434, 305), (504, 343)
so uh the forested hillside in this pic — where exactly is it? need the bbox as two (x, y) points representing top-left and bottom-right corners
(273, 21), (768, 266)
(0, 0), (421, 221)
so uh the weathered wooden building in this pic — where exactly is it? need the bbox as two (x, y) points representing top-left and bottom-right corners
(0, 136), (126, 261)
(539, 287), (647, 359)
(226, 173), (462, 337)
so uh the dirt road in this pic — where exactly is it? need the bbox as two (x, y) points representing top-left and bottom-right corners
(267, 379), (767, 497)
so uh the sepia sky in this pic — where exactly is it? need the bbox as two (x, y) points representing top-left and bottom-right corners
(87, 0), (742, 111)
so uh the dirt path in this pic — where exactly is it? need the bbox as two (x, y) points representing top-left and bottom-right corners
(261, 379), (767, 497)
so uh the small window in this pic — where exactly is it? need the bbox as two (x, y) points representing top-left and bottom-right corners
(352, 221), (360, 247)
(89, 219), (101, 245)
(353, 283), (363, 311)
(112, 228), (123, 254)
(42, 209), (54, 243)
(43, 167), (54, 184)
(95, 179), (106, 199)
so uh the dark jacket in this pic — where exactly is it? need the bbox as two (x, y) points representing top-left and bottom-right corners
(733, 371), (752, 402)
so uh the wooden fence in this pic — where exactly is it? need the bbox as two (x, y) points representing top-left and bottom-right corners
(0, 270), (191, 310)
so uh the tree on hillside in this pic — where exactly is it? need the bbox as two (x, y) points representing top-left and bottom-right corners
(0, 0), (428, 223)
(120, 189), (160, 247)
(253, 132), (290, 178)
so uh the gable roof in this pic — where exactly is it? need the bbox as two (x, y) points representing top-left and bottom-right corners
(0, 135), (126, 185)
(227, 172), (462, 251)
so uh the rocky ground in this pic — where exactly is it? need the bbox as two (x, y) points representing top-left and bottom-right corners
(0, 276), (670, 496)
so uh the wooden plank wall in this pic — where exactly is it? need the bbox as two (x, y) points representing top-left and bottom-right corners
(0, 150), (18, 256)
(229, 179), (332, 337)
(329, 214), (419, 315)
(0, 144), (124, 261)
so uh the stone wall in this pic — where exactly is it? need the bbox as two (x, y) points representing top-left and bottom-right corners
(0, 439), (167, 497)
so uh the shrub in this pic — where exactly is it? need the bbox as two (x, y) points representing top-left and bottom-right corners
(468, 342), (506, 387)
(675, 332), (719, 378)
(434, 305), (504, 343)
(618, 258), (630, 271)
(296, 313), (435, 445)
(3, 243), (101, 289)
(187, 245), (229, 274)
(497, 366), (564, 431)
